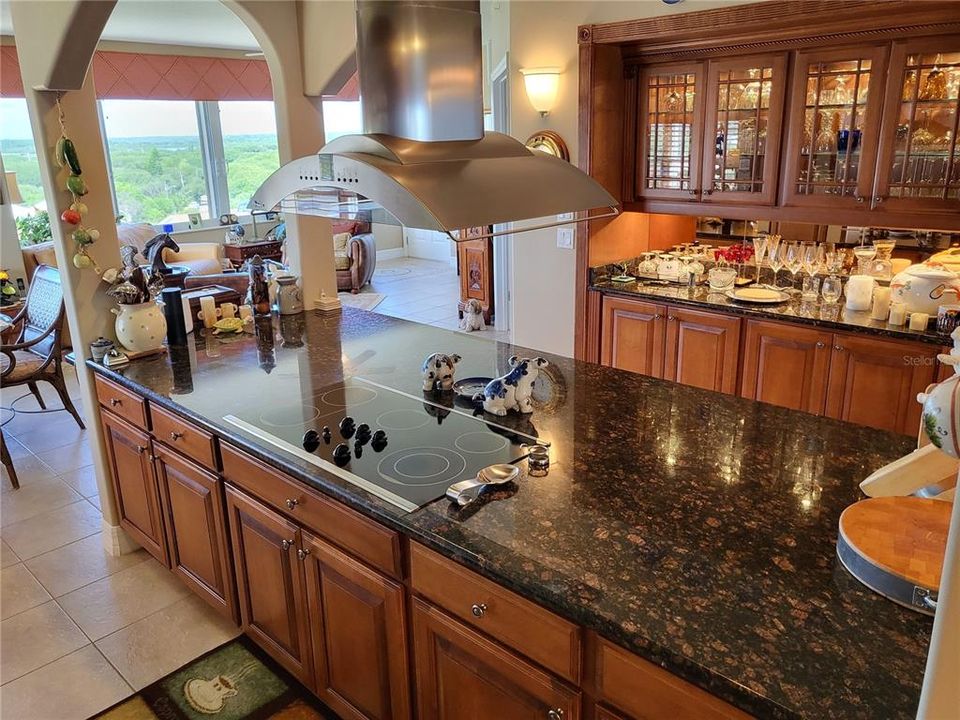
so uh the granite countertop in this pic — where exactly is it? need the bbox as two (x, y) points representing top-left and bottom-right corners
(592, 278), (950, 346)
(87, 309), (932, 720)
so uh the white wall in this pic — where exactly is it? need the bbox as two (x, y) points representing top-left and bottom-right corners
(499, 0), (748, 356)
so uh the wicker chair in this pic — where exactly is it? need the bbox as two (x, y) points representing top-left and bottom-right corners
(1, 265), (84, 435)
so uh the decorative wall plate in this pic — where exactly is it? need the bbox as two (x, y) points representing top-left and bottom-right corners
(525, 131), (570, 161)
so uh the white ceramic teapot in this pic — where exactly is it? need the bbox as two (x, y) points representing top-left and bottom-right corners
(890, 261), (960, 315)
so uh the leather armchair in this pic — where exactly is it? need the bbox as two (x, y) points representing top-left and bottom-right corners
(336, 233), (377, 294)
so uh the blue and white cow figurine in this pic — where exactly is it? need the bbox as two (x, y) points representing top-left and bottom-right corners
(475, 356), (549, 416)
(421, 352), (462, 392)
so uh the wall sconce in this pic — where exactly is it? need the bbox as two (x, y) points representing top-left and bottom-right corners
(520, 67), (561, 117)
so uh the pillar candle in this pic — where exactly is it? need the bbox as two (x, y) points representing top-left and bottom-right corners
(888, 303), (907, 326)
(909, 312), (931, 331)
(199, 295), (217, 329)
(871, 287), (892, 321)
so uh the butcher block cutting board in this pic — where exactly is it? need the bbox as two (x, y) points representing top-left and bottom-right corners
(837, 497), (950, 616)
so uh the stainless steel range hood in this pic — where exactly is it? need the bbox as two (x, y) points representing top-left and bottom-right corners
(249, 0), (618, 239)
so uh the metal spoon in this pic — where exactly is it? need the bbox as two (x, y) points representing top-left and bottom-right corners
(446, 463), (521, 507)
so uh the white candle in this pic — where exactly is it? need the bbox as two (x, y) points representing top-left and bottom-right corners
(871, 287), (891, 321)
(199, 296), (217, 329)
(909, 312), (930, 331)
(888, 303), (907, 326)
(239, 305), (253, 322)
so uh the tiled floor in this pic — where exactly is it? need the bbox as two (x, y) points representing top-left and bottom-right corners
(367, 256), (510, 343)
(0, 370), (240, 720)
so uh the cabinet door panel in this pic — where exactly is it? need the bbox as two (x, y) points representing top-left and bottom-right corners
(825, 334), (938, 435)
(781, 45), (888, 208)
(600, 296), (666, 378)
(740, 320), (832, 414)
(874, 38), (960, 213)
(100, 410), (167, 565)
(303, 531), (410, 720)
(664, 308), (741, 394)
(701, 53), (788, 206)
(636, 62), (705, 201)
(412, 599), (580, 720)
(225, 486), (313, 687)
(155, 445), (236, 623)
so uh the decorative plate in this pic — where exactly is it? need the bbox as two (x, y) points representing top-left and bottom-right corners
(453, 377), (493, 400)
(725, 287), (790, 304)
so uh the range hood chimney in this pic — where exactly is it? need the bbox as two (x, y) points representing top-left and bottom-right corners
(249, 0), (618, 239)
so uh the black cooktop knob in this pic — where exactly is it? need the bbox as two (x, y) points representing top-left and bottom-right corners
(355, 425), (372, 444)
(354, 442), (363, 458)
(339, 417), (356, 439)
(302, 429), (320, 452)
(372, 429), (387, 443)
(332, 443), (351, 466)
(321, 426), (332, 443)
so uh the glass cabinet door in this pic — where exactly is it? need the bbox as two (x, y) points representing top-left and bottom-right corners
(782, 46), (887, 208)
(700, 54), (787, 205)
(874, 40), (960, 212)
(636, 63), (704, 201)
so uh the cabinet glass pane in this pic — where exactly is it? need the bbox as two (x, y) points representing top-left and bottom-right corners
(794, 58), (872, 197)
(645, 73), (696, 191)
(710, 65), (775, 194)
(886, 51), (960, 200)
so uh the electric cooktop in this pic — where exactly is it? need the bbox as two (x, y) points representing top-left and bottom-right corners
(224, 377), (539, 511)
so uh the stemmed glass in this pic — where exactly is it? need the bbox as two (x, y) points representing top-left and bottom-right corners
(753, 235), (770, 283)
(802, 243), (820, 279)
(768, 241), (786, 289)
(784, 242), (804, 292)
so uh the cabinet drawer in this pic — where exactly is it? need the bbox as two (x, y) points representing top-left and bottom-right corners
(596, 639), (751, 720)
(221, 444), (402, 579)
(151, 405), (218, 471)
(410, 542), (581, 684)
(95, 375), (149, 430)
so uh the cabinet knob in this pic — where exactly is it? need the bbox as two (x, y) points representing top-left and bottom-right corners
(815, 341), (825, 348)
(471, 603), (488, 618)
(547, 710), (564, 720)
(703, 188), (715, 196)
(834, 345), (844, 352)
(873, 196), (885, 204)
(281, 539), (293, 551)
(137, 445), (148, 454)
(654, 314), (662, 320)
(285, 498), (299, 510)
(297, 548), (310, 561)
(110, 398), (121, 407)
(854, 194), (865, 203)
(169, 431), (184, 441)
(687, 189), (699, 196)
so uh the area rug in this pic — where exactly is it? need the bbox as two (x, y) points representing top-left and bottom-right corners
(93, 636), (334, 720)
(337, 291), (385, 311)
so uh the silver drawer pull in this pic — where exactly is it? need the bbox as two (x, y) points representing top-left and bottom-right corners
(297, 548), (310, 561)
(285, 498), (300, 510)
(281, 539), (293, 551)
(547, 710), (564, 720)
(110, 398), (121, 406)
(137, 445), (148, 454)
(471, 603), (487, 618)
(170, 431), (184, 441)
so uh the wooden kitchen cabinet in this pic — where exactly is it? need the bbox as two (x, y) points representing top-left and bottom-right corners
(873, 38), (960, 215)
(664, 306), (741, 394)
(600, 295), (666, 378)
(155, 443), (236, 623)
(824, 333), (939, 435)
(100, 410), (168, 565)
(700, 53), (788, 206)
(740, 320), (832, 414)
(225, 486), (314, 687)
(412, 598), (580, 720)
(302, 531), (410, 720)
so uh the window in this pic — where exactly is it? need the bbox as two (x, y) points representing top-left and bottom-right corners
(217, 100), (279, 215)
(0, 98), (44, 210)
(322, 100), (363, 142)
(100, 99), (210, 225)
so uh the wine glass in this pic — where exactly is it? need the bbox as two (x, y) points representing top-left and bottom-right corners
(821, 275), (842, 304)
(802, 242), (820, 278)
(753, 235), (769, 283)
(785, 242), (804, 292)
(768, 241), (785, 289)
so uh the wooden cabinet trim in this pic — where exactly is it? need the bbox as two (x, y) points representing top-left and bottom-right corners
(154, 443), (237, 623)
(410, 542), (582, 685)
(151, 404), (219, 471)
(600, 295), (666, 378)
(664, 306), (741, 394)
(94, 375), (149, 430)
(221, 443), (403, 579)
(412, 598), (581, 720)
(302, 530), (411, 720)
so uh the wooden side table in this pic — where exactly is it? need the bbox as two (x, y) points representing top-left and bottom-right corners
(223, 240), (283, 269)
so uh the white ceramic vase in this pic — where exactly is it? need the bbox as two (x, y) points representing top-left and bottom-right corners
(918, 372), (960, 458)
(111, 301), (166, 354)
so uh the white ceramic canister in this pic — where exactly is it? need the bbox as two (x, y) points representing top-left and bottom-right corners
(276, 276), (304, 315)
(111, 301), (167, 353)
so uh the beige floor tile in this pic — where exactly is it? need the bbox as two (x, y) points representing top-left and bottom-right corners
(15, 418), (87, 455)
(25, 532), (150, 598)
(87, 494), (102, 511)
(2, 500), (101, 560)
(59, 464), (100, 498)
(0, 538), (19, 569)
(0, 645), (131, 720)
(0, 564), (52, 620)
(58, 558), (190, 640)
(0, 454), (57, 492)
(0, 601), (88, 683)
(2, 436), (34, 460)
(0, 476), (84, 527)
(34, 440), (93, 475)
(96, 594), (240, 690)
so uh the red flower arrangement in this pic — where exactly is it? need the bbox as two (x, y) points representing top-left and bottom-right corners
(714, 244), (755, 264)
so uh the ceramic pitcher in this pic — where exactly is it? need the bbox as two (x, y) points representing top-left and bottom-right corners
(111, 301), (166, 354)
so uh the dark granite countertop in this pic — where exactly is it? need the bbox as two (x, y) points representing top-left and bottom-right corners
(86, 309), (932, 720)
(591, 279), (950, 347)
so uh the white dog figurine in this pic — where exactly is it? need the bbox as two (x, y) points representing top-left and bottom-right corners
(460, 299), (485, 332)
(421, 352), (461, 392)
(475, 356), (548, 416)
